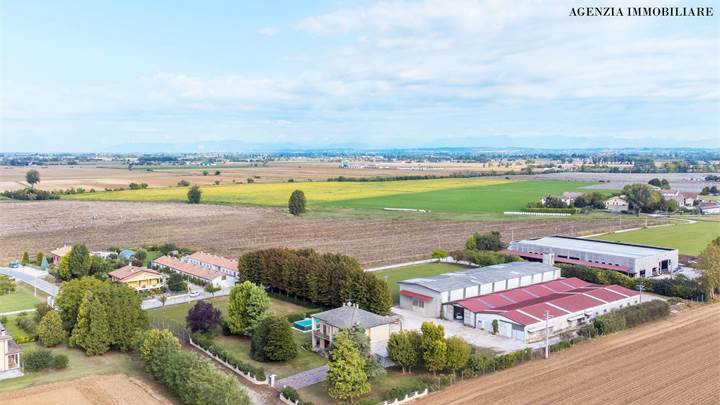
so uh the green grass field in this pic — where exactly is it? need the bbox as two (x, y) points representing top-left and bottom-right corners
(593, 219), (720, 256)
(298, 369), (425, 405)
(65, 178), (600, 214)
(374, 262), (470, 303)
(0, 344), (153, 393)
(213, 332), (326, 378)
(146, 295), (314, 325)
(0, 282), (45, 313)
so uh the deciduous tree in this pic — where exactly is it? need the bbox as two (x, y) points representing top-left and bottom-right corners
(227, 281), (269, 335)
(187, 185), (202, 204)
(326, 330), (370, 402)
(186, 300), (222, 334)
(387, 330), (421, 373)
(445, 336), (471, 378)
(697, 238), (720, 299)
(167, 272), (187, 292)
(70, 291), (111, 355)
(250, 314), (297, 361)
(288, 190), (306, 215)
(25, 169), (40, 188)
(37, 310), (66, 347)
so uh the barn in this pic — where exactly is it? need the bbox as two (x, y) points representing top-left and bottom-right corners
(397, 261), (560, 318)
(445, 277), (641, 342)
(505, 236), (679, 277)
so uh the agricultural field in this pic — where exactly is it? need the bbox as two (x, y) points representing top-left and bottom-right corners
(147, 295), (313, 326)
(593, 219), (720, 256)
(64, 179), (601, 214)
(374, 263), (470, 303)
(0, 282), (46, 313)
(0, 201), (654, 268)
(422, 304), (720, 405)
(0, 160), (529, 192)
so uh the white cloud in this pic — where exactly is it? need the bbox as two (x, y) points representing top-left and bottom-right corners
(258, 26), (277, 36)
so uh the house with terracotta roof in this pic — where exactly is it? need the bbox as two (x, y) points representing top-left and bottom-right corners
(0, 321), (22, 380)
(50, 245), (72, 265)
(604, 195), (629, 213)
(444, 277), (641, 342)
(183, 251), (238, 278)
(152, 256), (226, 287)
(108, 265), (164, 291)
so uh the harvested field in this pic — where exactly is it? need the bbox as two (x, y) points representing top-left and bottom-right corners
(0, 374), (173, 405)
(421, 303), (720, 405)
(0, 201), (652, 267)
(0, 160), (524, 192)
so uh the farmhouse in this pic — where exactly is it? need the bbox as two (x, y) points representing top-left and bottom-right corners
(0, 321), (22, 380)
(604, 196), (629, 213)
(183, 251), (238, 278)
(542, 192), (583, 206)
(311, 303), (397, 365)
(108, 265), (164, 291)
(659, 190), (687, 206)
(50, 245), (72, 265)
(397, 262), (561, 318)
(152, 256), (226, 287)
(446, 277), (640, 342)
(506, 236), (679, 277)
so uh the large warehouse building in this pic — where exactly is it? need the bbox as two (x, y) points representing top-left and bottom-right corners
(446, 277), (641, 342)
(397, 262), (560, 317)
(505, 236), (679, 277)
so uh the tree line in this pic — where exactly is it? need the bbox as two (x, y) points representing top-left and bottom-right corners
(237, 248), (392, 315)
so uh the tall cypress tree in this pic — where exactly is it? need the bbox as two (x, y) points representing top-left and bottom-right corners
(326, 330), (370, 402)
(71, 291), (111, 355)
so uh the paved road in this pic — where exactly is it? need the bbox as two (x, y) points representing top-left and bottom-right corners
(142, 285), (231, 310)
(275, 365), (329, 389)
(0, 266), (58, 296)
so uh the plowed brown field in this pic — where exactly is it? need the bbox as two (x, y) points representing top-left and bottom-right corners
(421, 304), (720, 405)
(0, 374), (172, 405)
(0, 201), (646, 267)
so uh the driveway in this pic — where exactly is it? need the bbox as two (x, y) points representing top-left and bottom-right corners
(0, 266), (58, 296)
(392, 306), (528, 354)
(275, 365), (329, 390)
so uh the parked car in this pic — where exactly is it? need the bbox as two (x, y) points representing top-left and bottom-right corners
(9, 260), (19, 268)
(188, 290), (200, 297)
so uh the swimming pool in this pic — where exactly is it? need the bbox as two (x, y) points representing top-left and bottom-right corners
(292, 318), (313, 332)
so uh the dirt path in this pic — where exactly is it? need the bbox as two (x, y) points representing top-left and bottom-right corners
(0, 374), (173, 405)
(0, 201), (648, 267)
(421, 304), (720, 405)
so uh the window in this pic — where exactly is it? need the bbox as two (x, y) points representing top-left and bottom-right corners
(412, 298), (425, 308)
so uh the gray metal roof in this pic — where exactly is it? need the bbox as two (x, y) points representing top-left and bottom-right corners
(398, 262), (557, 293)
(312, 304), (396, 329)
(513, 236), (676, 259)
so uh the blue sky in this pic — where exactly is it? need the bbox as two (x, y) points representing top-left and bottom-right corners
(1, 0), (718, 152)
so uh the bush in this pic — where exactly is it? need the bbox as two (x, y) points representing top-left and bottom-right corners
(282, 386), (300, 402)
(23, 349), (54, 372)
(286, 312), (306, 323)
(463, 250), (521, 266)
(51, 353), (69, 369)
(431, 249), (449, 259)
(15, 312), (38, 335)
(592, 300), (670, 335)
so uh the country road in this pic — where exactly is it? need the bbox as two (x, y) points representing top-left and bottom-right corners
(421, 303), (720, 405)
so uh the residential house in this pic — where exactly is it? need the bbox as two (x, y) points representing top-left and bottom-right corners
(152, 256), (226, 287)
(604, 196), (629, 213)
(0, 322), (22, 381)
(541, 192), (583, 207)
(659, 190), (686, 206)
(311, 303), (398, 366)
(183, 251), (238, 278)
(50, 245), (72, 265)
(108, 265), (164, 291)
(683, 192), (699, 207)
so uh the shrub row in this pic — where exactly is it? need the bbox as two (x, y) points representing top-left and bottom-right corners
(285, 309), (324, 324)
(191, 333), (266, 381)
(464, 348), (533, 376)
(281, 386), (315, 405)
(23, 349), (68, 372)
(450, 250), (521, 266)
(591, 300), (670, 336)
(386, 382), (429, 401)
(559, 264), (704, 300)
(15, 312), (38, 339)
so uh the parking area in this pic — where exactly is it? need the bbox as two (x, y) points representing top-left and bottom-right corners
(391, 306), (528, 354)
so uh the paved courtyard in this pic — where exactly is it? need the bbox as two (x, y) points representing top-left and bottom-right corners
(275, 365), (329, 389)
(391, 306), (529, 353)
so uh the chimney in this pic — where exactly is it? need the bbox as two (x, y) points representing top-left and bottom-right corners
(542, 253), (555, 266)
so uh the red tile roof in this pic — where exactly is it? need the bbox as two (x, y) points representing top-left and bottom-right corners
(50, 245), (72, 257)
(448, 277), (640, 326)
(188, 251), (238, 271)
(108, 265), (162, 281)
(153, 256), (221, 281)
(399, 290), (433, 302)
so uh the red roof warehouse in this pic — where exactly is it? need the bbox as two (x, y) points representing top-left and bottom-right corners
(443, 278), (641, 342)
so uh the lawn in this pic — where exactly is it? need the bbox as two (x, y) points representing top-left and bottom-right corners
(0, 344), (153, 393)
(593, 219), (720, 256)
(374, 263), (471, 303)
(212, 332), (326, 378)
(1, 314), (35, 341)
(0, 282), (46, 313)
(64, 177), (513, 207)
(146, 295), (314, 325)
(322, 180), (601, 213)
(298, 368), (426, 405)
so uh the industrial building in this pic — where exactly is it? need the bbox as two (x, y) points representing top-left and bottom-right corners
(397, 262), (561, 317)
(445, 277), (641, 342)
(505, 236), (679, 277)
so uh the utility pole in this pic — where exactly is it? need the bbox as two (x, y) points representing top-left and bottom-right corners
(636, 284), (645, 303)
(544, 310), (551, 359)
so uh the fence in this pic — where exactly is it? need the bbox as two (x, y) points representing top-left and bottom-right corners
(189, 337), (276, 387)
(365, 257), (479, 272)
(378, 389), (429, 405)
(149, 317), (190, 343)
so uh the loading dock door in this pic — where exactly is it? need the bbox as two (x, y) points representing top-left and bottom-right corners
(453, 305), (464, 321)
(661, 259), (669, 271)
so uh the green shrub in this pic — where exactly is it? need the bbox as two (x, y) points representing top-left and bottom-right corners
(23, 349), (54, 372)
(51, 353), (69, 369)
(431, 249), (449, 259)
(282, 386), (300, 402)
(286, 312), (305, 323)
